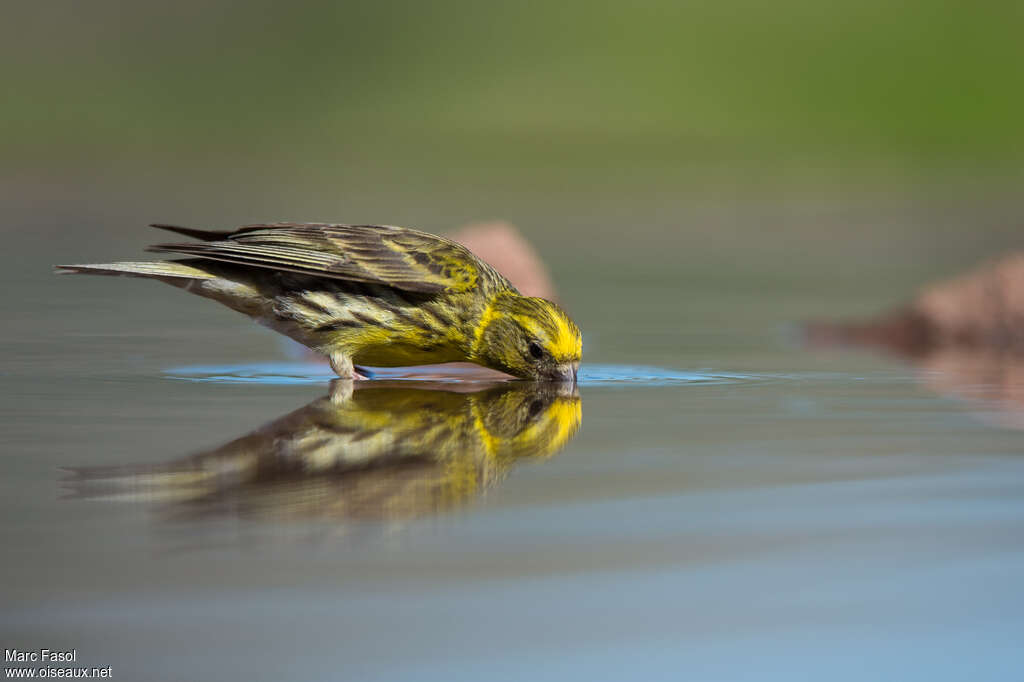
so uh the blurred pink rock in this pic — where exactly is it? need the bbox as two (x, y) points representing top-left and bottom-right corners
(913, 252), (1024, 349)
(448, 221), (557, 300)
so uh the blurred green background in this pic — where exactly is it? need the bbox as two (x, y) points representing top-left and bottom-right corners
(8, 0), (1024, 173)
(4, 0), (1024, 338)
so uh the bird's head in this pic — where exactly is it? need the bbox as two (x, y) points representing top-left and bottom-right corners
(471, 292), (581, 381)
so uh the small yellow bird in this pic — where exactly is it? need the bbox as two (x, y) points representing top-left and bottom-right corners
(57, 223), (582, 380)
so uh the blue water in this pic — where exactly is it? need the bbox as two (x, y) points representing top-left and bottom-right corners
(165, 362), (755, 386)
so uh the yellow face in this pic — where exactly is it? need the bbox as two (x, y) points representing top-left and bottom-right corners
(473, 294), (582, 381)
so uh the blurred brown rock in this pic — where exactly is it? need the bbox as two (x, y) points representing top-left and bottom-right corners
(805, 252), (1024, 429)
(806, 252), (1024, 355)
(914, 252), (1024, 349)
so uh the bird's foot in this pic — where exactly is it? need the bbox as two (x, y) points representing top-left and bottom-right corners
(327, 368), (371, 403)
(353, 365), (375, 380)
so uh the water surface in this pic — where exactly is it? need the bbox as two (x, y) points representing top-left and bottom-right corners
(3, 223), (1023, 682)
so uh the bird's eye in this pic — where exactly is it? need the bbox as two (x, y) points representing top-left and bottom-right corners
(528, 341), (544, 360)
(528, 399), (545, 418)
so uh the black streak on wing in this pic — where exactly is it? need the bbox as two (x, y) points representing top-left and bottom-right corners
(314, 320), (361, 333)
(149, 224), (237, 241)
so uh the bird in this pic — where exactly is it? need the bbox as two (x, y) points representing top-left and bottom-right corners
(56, 223), (582, 381)
(63, 380), (582, 523)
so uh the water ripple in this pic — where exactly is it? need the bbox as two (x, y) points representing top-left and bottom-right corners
(164, 363), (757, 387)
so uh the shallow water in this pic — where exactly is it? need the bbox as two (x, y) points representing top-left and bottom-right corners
(3, 220), (1024, 681)
(165, 361), (752, 385)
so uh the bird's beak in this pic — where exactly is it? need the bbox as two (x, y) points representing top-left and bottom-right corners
(552, 361), (579, 384)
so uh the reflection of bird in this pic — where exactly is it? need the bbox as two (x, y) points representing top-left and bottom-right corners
(56, 223), (581, 380)
(65, 381), (582, 521)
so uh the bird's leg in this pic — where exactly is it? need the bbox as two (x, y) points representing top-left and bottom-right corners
(329, 351), (355, 379)
(326, 353), (362, 403)
(328, 351), (371, 380)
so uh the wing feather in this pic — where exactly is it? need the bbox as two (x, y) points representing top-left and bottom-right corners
(146, 223), (508, 294)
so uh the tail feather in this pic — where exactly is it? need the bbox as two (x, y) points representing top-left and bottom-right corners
(149, 223), (234, 241)
(54, 261), (217, 280)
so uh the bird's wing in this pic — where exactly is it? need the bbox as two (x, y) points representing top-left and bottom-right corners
(147, 223), (507, 294)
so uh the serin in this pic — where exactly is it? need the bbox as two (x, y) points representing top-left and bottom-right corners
(56, 222), (582, 380)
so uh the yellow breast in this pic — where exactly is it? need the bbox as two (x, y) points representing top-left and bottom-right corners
(351, 341), (464, 367)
